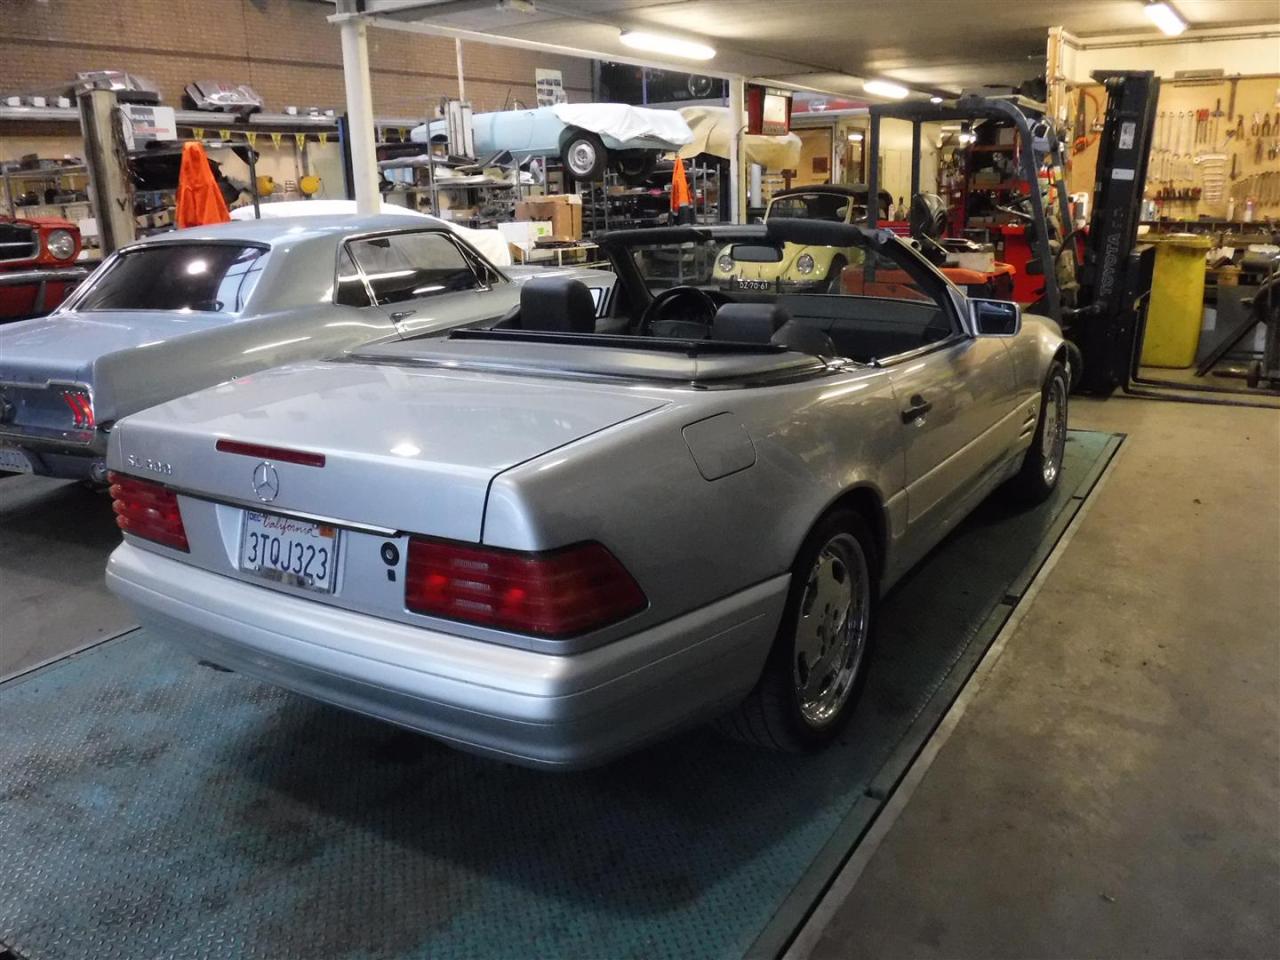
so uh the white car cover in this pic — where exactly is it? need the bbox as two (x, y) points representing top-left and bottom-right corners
(230, 199), (512, 266)
(550, 103), (694, 148)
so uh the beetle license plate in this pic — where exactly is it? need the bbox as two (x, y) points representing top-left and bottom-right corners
(0, 444), (34, 474)
(736, 279), (773, 291)
(239, 511), (339, 593)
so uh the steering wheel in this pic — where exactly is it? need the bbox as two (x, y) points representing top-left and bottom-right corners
(638, 285), (719, 338)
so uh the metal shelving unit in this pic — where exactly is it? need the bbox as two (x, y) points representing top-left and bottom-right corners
(2, 164), (91, 218)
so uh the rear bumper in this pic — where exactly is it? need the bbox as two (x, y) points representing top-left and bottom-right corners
(106, 542), (787, 769)
(0, 425), (105, 479)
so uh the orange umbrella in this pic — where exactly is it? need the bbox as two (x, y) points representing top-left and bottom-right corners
(670, 158), (692, 212)
(176, 141), (231, 228)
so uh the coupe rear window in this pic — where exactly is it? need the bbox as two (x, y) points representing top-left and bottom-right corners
(75, 243), (266, 313)
(767, 194), (853, 222)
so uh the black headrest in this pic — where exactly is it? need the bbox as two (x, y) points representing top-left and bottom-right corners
(712, 303), (791, 343)
(518, 277), (596, 333)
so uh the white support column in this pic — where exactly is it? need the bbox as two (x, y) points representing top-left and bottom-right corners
(728, 76), (746, 223)
(455, 38), (466, 101)
(338, 11), (380, 215)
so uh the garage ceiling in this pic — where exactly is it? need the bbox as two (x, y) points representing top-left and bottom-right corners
(354, 0), (1280, 97)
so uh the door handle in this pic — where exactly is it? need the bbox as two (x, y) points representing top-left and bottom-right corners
(901, 395), (933, 424)
(389, 309), (417, 322)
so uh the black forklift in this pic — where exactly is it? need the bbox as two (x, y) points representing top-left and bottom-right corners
(865, 71), (1161, 395)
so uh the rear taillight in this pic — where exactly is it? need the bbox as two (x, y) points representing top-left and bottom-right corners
(62, 389), (94, 429)
(405, 538), (646, 638)
(108, 471), (189, 552)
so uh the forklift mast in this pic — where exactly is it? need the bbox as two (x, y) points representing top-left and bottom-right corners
(1071, 70), (1161, 394)
(867, 95), (1076, 325)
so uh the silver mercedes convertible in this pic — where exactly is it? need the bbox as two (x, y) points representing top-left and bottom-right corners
(104, 219), (1070, 769)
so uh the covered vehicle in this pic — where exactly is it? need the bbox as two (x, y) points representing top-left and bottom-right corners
(714, 184), (892, 293)
(104, 218), (1070, 769)
(0, 214), (613, 480)
(412, 103), (693, 182)
(0, 215), (88, 321)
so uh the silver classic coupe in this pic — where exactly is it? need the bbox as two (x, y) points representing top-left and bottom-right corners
(0, 214), (612, 481)
(103, 219), (1070, 768)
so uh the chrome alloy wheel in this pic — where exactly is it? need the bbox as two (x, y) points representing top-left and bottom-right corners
(566, 140), (598, 177)
(1041, 375), (1068, 486)
(792, 533), (871, 727)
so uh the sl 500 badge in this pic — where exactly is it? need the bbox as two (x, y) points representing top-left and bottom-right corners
(126, 454), (174, 476)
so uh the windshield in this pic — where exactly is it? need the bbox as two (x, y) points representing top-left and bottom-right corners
(767, 193), (857, 222)
(614, 229), (956, 364)
(74, 243), (267, 313)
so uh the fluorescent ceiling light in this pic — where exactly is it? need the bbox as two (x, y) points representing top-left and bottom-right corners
(619, 30), (715, 60)
(1144, 1), (1187, 36)
(847, 132), (864, 142)
(930, 96), (944, 104)
(863, 79), (909, 100)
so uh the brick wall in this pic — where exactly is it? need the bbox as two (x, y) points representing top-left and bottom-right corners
(2, 0), (595, 116)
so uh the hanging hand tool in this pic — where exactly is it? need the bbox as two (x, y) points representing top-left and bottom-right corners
(1263, 113), (1273, 137)
(1211, 97), (1223, 146)
(1226, 77), (1238, 121)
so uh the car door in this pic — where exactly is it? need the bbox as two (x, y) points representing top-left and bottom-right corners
(483, 109), (540, 158)
(844, 249), (1019, 527)
(342, 230), (520, 338)
(887, 332), (1018, 525)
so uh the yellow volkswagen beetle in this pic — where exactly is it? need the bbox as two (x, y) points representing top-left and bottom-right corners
(714, 185), (892, 293)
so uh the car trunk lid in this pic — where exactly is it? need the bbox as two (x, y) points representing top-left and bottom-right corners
(109, 360), (667, 542)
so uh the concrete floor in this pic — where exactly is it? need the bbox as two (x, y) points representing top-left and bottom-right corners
(2, 395), (1277, 958)
(0, 474), (132, 679)
(806, 395), (1280, 959)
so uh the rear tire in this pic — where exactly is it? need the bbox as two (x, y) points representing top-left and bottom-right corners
(722, 509), (879, 753)
(561, 130), (607, 182)
(1007, 361), (1069, 504)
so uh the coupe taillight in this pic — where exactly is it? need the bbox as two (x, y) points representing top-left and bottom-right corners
(62, 390), (94, 429)
(108, 471), (189, 552)
(405, 538), (646, 638)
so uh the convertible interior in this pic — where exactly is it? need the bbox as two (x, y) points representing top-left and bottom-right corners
(491, 230), (957, 365)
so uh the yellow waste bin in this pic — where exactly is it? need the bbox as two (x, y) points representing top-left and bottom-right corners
(1141, 233), (1211, 368)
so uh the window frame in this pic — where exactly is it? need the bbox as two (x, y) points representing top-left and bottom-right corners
(60, 238), (271, 315)
(334, 227), (506, 310)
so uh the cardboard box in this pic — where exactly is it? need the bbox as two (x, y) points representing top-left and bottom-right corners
(514, 194), (582, 241)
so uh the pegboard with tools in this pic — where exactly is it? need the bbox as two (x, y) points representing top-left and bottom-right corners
(1069, 75), (1280, 221)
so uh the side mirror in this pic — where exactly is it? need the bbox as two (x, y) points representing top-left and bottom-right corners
(971, 298), (1021, 337)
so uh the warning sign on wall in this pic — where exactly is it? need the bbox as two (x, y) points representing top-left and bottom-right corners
(120, 104), (177, 150)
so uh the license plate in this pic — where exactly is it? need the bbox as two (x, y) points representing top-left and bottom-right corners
(736, 279), (773, 291)
(239, 510), (340, 594)
(0, 444), (34, 474)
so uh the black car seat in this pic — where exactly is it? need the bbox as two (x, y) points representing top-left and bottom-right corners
(773, 321), (838, 357)
(711, 302), (837, 357)
(516, 277), (597, 333)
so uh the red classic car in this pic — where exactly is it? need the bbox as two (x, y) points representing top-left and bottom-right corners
(0, 215), (90, 321)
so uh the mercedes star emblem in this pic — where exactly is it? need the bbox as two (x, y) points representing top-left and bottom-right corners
(252, 461), (280, 503)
